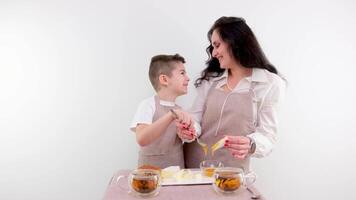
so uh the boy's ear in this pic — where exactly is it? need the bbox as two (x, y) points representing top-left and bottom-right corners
(158, 74), (169, 87)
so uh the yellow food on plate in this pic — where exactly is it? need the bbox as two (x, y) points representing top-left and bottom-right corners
(161, 166), (180, 179)
(174, 169), (195, 181)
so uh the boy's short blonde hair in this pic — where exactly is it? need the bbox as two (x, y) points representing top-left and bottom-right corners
(149, 54), (185, 91)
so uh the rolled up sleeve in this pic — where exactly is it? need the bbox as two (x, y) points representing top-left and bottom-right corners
(249, 78), (285, 158)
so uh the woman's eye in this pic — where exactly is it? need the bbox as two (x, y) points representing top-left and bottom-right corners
(212, 43), (220, 48)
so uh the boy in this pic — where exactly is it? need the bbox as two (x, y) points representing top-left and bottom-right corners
(130, 54), (196, 169)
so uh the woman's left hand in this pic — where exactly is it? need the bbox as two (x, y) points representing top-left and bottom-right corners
(224, 135), (251, 160)
(176, 121), (196, 141)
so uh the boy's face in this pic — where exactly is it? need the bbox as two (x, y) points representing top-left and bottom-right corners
(166, 62), (190, 96)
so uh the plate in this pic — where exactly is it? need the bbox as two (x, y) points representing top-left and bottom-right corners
(161, 169), (213, 186)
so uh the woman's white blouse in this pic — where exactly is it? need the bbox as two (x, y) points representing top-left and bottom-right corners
(190, 68), (285, 158)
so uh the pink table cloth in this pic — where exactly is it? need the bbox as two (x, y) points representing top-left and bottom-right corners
(103, 170), (265, 200)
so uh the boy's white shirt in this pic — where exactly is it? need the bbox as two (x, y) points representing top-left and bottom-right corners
(130, 96), (201, 142)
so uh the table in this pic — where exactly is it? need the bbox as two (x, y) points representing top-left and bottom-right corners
(103, 170), (265, 200)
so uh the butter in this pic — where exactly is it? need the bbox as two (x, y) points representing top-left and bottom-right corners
(174, 169), (195, 181)
(161, 166), (180, 179)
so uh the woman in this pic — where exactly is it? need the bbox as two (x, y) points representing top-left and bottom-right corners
(180, 16), (285, 170)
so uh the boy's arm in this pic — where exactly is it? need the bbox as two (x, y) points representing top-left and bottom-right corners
(135, 111), (176, 146)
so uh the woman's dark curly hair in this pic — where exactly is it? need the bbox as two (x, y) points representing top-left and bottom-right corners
(195, 16), (278, 87)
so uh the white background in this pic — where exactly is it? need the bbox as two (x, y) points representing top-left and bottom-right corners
(1, 0), (356, 199)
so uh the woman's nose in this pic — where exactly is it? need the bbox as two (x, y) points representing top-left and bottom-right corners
(212, 48), (217, 57)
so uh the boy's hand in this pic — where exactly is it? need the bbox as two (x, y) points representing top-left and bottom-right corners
(170, 109), (197, 141)
(170, 109), (194, 128)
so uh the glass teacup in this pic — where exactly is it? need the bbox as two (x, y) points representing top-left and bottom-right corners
(116, 169), (161, 197)
(213, 167), (256, 194)
(129, 169), (161, 197)
(200, 160), (224, 177)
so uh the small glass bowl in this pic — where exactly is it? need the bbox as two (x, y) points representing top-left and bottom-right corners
(200, 160), (224, 177)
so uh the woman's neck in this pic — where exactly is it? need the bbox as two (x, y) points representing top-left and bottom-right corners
(226, 62), (252, 90)
(228, 62), (252, 80)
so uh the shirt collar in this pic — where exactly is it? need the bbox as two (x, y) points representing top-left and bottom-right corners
(250, 68), (268, 83)
(212, 70), (228, 89)
(212, 68), (269, 90)
(212, 68), (268, 83)
(211, 70), (228, 82)
(159, 99), (176, 107)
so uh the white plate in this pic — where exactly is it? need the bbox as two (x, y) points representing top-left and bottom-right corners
(161, 169), (213, 186)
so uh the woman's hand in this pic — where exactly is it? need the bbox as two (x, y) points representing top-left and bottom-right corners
(170, 109), (196, 141)
(224, 135), (251, 160)
(176, 121), (195, 141)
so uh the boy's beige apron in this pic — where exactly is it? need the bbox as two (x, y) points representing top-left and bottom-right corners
(184, 81), (257, 171)
(138, 96), (185, 169)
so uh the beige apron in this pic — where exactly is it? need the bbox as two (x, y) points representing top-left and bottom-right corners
(184, 81), (257, 171)
(138, 95), (185, 169)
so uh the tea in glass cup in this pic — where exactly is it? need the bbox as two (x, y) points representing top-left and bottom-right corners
(200, 160), (223, 177)
(114, 169), (161, 197)
(213, 167), (256, 194)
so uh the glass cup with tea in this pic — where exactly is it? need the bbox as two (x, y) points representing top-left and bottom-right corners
(213, 167), (256, 194)
(200, 160), (224, 177)
(116, 169), (161, 197)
